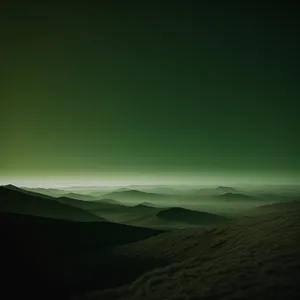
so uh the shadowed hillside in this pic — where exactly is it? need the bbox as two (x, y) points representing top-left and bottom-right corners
(0, 186), (103, 221)
(81, 203), (300, 300)
(1, 212), (164, 299)
(156, 207), (228, 225)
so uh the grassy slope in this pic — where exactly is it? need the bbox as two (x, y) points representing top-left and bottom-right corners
(83, 203), (300, 300)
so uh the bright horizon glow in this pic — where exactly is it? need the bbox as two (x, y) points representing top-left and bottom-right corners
(0, 172), (299, 188)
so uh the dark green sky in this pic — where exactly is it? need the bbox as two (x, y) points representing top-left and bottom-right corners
(1, 1), (299, 185)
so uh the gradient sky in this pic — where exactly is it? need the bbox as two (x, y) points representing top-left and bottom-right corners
(1, 1), (299, 186)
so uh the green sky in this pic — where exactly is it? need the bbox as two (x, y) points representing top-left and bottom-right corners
(1, 2), (299, 186)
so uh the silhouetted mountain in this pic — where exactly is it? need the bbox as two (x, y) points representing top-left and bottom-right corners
(156, 207), (228, 225)
(0, 185), (103, 221)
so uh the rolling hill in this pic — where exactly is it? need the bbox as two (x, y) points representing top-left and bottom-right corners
(216, 192), (258, 201)
(96, 198), (124, 205)
(3, 183), (300, 300)
(101, 189), (171, 203)
(0, 185), (103, 222)
(82, 202), (300, 300)
(22, 187), (68, 197)
(56, 196), (124, 212)
(195, 185), (238, 195)
(136, 202), (157, 207)
(90, 202), (165, 228)
(65, 192), (98, 201)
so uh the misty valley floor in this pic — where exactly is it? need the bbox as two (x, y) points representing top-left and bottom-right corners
(1, 185), (300, 299)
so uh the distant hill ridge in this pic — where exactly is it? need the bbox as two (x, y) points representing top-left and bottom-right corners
(216, 186), (237, 192)
(65, 192), (97, 201)
(0, 185), (104, 222)
(101, 189), (170, 202)
(217, 192), (257, 200)
(195, 186), (238, 195)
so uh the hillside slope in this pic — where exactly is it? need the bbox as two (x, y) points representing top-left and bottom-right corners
(84, 203), (300, 300)
(0, 212), (164, 299)
(0, 186), (103, 221)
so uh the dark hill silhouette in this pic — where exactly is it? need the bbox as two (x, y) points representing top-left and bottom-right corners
(0, 185), (103, 221)
(156, 207), (228, 225)
(0, 212), (164, 299)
